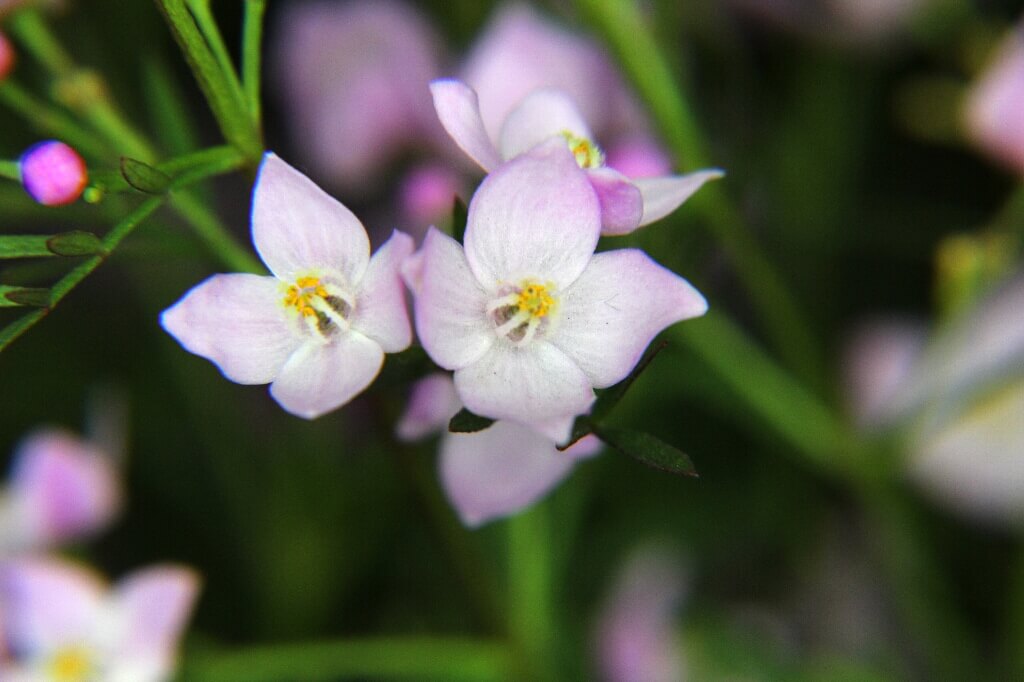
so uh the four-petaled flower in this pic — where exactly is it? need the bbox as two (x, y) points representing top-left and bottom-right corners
(412, 140), (708, 442)
(162, 153), (414, 419)
(431, 79), (723, 235)
(0, 558), (199, 682)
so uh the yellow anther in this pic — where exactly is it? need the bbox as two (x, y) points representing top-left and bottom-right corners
(515, 282), (555, 319)
(50, 647), (92, 681)
(560, 130), (604, 169)
(283, 276), (327, 317)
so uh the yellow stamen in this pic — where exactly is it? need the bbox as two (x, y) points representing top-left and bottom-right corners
(560, 130), (604, 169)
(283, 276), (329, 318)
(49, 647), (92, 681)
(515, 282), (555, 319)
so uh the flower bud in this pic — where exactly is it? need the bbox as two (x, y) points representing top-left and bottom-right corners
(0, 31), (14, 80)
(19, 140), (89, 206)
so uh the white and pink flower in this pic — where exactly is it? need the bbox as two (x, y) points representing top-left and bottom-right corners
(965, 26), (1024, 175)
(0, 558), (199, 681)
(411, 140), (707, 442)
(431, 80), (722, 235)
(397, 373), (601, 527)
(162, 153), (414, 419)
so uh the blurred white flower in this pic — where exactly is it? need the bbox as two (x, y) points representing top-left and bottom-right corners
(965, 26), (1024, 175)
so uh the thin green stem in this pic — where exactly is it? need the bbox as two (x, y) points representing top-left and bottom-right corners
(241, 0), (267, 126)
(0, 160), (20, 181)
(0, 82), (110, 159)
(574, 0), (823, 384)
(7, 9), (74, 74)
(169, 191), (262, 274)
(506, 504), (556, 681)
(185, 0), (243, 99)
(181, 637), (512, 682)
(154, 0), (263, 161)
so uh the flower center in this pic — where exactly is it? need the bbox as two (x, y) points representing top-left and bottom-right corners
(48, 647), (94, 682)
(487, 280), (558, 346)
(560, 130), (604, 169)
(282, 275), (354, 339)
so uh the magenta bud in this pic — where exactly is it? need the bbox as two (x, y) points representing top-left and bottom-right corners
(0, 31), (13, 80)
(20, 140), (89, 206)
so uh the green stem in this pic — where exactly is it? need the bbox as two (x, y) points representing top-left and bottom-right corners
(241, 0), (267, 126)
(154, 0), (263, 161)
(574, 0), (823, 383)
(0, 160), (20, 181)
(169, 191), (262, 274)
(0, 82), (110, 159)
(7, 9), (74, 74)
(506, 504), (556, 681)
(184, 0), (243, 101)
(180, 637), (512, 682)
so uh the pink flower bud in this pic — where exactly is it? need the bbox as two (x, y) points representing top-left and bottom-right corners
(19, 140), (89, 206)
(0, 31), (14, 81)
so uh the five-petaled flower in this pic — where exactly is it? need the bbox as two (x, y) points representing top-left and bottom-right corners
(161, 153), (414, 419)
(0, 558), (199, 682)
(412, 140), (708, 442)
(431, 79), (723, 235)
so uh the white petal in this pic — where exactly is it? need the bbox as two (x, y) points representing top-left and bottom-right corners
(440, 422), (599, 527)
(269, 332), (384, 419)
(251, 153), (371, 283)
(497, 88), (593, 160)
(350, 230), (414, 353)
(396, 373), (462, 442)
(111, 566), (199, 661)
(550, 249), (707, 388)
(414, 228), (494, 370)
(842, 320), (927, 429)
(588, 167), (644, 236)
(454, 341), (595, 430)
(0, 558), (106, 653)
(464, 139), (600, 290)
(429, 79), (503, 171)
(161, 274), (300, 385)
(635, 170), (724, 226)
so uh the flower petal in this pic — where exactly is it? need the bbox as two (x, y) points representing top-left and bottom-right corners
(9, 429), (120, 548)
(634, 170), (724, 227)
(111, 565), (199, 662)
(350, 230), (414, 353)
(497, 88), (593, 160)
(440, 423), (600, 526)
(550, 249), (707, 387)
(429, 79), (503, 171)
(395, 373), (462, 442)
(161, 274), (300, 385)
(453, 341), (595, 432)
(587, 167), (643, 236)
(251, 153), (371, 283)
(0, 557), (106, 653)
(269, 332), (384, 419)
(464, 139), (600, 290)
(606, 135), (673, 179)
(414, 228), (494, 370)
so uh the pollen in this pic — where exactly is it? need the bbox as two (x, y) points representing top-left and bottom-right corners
(283, 276), (329, 317)
(516, 282), (555, 319)
(560, 130), (604, 169)
(49, 647), (93, 681)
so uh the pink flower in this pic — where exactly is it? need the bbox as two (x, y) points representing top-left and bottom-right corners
(398, 162), (464, 237)
(0, 429), (120, 556)
(162, 153), (414, 419)
(0, 31), (14, 81)
(19, 141), (88, 207)
(595, 547), (687, 682)
(965, 27), (1024, 175)
(431, 80), (722, 235)
(411, 141), (707, 441)
(272, 0), (446, 192)
(397, 373), (601, 526)
(0, 558), (199, 681)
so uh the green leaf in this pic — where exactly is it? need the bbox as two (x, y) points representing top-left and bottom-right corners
(449, 408), (495, 434)
(120, 157), (172, 194)
(0, 235), (54, 258)
(46, 231), (105, 256)
(1, 286), (51, 307)
(452, 196), (468, 244)
(594, 426), (697, 476)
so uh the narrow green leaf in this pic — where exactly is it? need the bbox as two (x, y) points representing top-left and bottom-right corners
(452, 196), (468, 243)
(0, 235), (54, 258)
(121, 157), (172, 194)
(46, 231), (105, 256)
(2, 286), (51, 307)
(594, 426), (697, 477)
(449, 408), (495, 434)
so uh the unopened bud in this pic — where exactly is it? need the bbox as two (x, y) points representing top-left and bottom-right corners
(20, 140), (89, 206)
(0, 31), (14, 81)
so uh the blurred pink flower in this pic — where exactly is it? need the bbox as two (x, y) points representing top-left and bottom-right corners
(272, 0), (446, 191)
(162, 153), (413, 419)
(965, 27), (1024, 175)
(0, 558), (199, 681)
(0, 429), (120, 556)
(432, 81), (722, 235)
(595, 547), (687, 682)
(0, 31), (14, 81)
(397, 373), (600, 526)
(398, 162), (464, 237)
(19, 141), (88, 206)
(412, 141), (707, 442)
(605, 135), (674, 180)
(842, 320), (927, 429)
